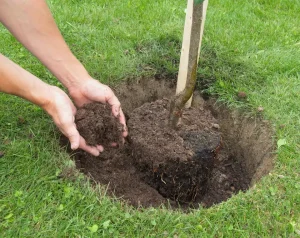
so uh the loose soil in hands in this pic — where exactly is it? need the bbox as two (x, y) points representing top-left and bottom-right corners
(68, 78), (275, 209)
(75, 103), (124, 147)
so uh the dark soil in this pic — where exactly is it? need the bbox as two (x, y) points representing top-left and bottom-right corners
(75, 103), (123, 147)
(128, 99), (221, 204)
(69, 78), (275, 209)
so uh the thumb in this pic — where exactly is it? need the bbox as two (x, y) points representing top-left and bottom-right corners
(66, 125), (80, 150)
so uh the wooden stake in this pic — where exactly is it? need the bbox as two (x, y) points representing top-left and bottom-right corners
(176, 0), (208, 108)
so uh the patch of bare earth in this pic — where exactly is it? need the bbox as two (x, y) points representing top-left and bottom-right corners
(68, 78), (275, 209)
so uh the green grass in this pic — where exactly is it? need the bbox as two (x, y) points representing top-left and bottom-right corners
(1, 0), (300, 236)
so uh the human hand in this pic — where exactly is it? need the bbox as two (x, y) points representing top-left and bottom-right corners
(68, 78), (128, 138)
(43, 86), (104, 156)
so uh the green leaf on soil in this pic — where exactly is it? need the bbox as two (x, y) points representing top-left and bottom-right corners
(58, 204), (64, 211)
(277, 138), (287, 149)
(14, 190), (23, 198)
(269, 187), (277, 196)
(151, 220), (157, 226)
(287, 221), (296, 233)
(4, 213), (13, 220)
(103, 220), (111, 229)
(228, 224), (233, 231)
(88, 224), (99, 233)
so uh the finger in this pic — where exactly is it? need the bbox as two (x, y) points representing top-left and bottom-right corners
(79, 137), (100, 156)
(71, 105), (77, 116)
(110, 142), (118, 147)
(96, 145), (104, 152)
(64, 123), (80, 150)
(108, 97), (128, 137)
(119, 108), (128, 137)
(107, 95), (121, 117)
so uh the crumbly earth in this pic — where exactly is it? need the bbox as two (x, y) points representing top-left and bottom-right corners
(128, 98), (222, 203)
(75, 103), (123, 147)
(67, 78), (273, 209)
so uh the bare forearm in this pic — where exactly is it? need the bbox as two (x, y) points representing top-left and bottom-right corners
(0, 54), (51, 108)
(0, 0), (89, 90)
(0, 54), (104, 156)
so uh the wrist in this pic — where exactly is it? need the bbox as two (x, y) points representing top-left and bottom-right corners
(24, 80), (53, 110)
(68, 76), (95, 98)
(49, 57), (91, 91)
(39, 85), (61, 116)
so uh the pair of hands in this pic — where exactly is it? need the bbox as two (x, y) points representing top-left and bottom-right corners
(44, 78), (127, 156)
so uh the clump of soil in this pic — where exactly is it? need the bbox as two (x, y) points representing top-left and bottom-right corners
(75, 103), (123, 146)
(68, 78), (275, 209)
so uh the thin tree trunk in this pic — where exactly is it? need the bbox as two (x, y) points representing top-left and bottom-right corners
(169, 1), (205, 128)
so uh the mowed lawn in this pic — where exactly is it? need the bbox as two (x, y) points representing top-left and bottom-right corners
(1, 0), (300, 236)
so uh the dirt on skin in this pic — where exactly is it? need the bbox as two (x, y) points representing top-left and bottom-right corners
(70, 78), (275, 209)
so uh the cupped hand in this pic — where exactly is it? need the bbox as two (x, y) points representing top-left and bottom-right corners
(68, 78), (128, 137)
(43, 86), (103, 156)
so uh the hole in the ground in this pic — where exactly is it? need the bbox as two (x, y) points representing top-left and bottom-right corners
(67, 77), (275, 209)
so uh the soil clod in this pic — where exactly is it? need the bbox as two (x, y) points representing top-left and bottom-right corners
(257, 106), (264, 112)
(75, 103), (123, 147)
(237, 91), (247, 99)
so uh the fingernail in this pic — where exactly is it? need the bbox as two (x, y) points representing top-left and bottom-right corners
(97, 145), (104, 152)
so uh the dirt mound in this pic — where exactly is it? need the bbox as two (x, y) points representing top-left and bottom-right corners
(68, 78), (275, 209)
(128, 99), (221, 203)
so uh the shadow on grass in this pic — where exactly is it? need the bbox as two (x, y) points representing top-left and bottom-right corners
(132, 35), (269, 100)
